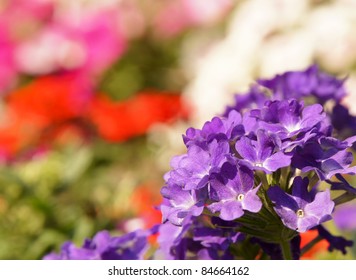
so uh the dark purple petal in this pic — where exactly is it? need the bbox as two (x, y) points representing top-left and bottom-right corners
(291, 177), (312, 206)
(209, 176), (236, 201)
(43, 229), (152, 260)
(268, 186), (299, 212)
(327, 174), (356, 195)
(237, 165), (255, 193)
(317, 225), (353, 255)
(256, 130), (274, 161)
(223, 85), (268, 115)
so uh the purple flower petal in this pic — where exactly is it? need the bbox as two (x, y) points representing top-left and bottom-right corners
(241, 185), (262, 213)
(263, 151), (291, 172)
(268, 177), (334, 232)
(235, 136), (257, 162)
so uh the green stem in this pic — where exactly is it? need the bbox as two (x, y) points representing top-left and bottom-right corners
(300, 236), (323, 256)
(308, 172), (319, 186)
(280, 166), (292, 191)
(256, 171), (269, 190)
(333, 193), (356, 206)
(280, 240), (293, 260)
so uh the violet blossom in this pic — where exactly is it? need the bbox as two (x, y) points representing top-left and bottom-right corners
(165, 139), (231, 190)
(291, 136), (356, 180)
(250, 99), (326, 142)
(158, 65), (355, 259)
(160, 184), (206, 226)
(235, 129), (291, 173)
(267, 177), (334, 233)
(44, 227), (157, 260)
(156, 216), (241, 260)
(208, 164), (262, 221)
(257, 64), (346, 103)
(43, 65), (356, 260)
(183, 110), (244, 148)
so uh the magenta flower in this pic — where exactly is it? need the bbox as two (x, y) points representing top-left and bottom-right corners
(15, 8), (126, 76)
(0, 27), (17, 93)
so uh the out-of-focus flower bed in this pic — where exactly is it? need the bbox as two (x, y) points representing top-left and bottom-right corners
(0, 0), (355, 260)
(0, 0), (232, 259)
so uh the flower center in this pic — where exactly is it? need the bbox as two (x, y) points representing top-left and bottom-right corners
(285, 122), (301, 133)
(296, 209), (304, 218)
(237, 194), (245, 201)
(255, 162), (263, 167)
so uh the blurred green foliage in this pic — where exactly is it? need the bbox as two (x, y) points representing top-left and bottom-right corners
(0, 137), (163, 259)
(99, 37), (185, 100)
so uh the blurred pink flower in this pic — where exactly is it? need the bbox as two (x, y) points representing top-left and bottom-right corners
(15, 7), (126, 76)
(15, 26), (86, 75)
(0, 27), (17, 93)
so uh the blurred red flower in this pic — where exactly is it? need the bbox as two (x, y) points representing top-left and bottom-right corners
(300, 229), (328, 259)
(0, 73), (92, 158)
(6, 74), (92, 126)
(88, 91), (189, 142)
(130, 183), (162, 245)
(131, 184), (162, 228)
(0, 73), (189, 159)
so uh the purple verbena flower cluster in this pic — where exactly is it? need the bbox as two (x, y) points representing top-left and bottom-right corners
(155, 216), (242, 260)
(44, 65), (356, 260)
(44, 227), (157, 260)
(159, 65), (356, 259)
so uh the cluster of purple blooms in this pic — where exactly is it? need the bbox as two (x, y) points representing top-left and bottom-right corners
(44, 65), (356, 260)
(44, 227), (158, 260)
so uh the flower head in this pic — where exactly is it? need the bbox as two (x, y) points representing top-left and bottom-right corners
(291, 136), (356, 180)
(258, 64), (346, 103)
(44, 228), (157, 260)
(160, 184), (206, 226)
(268, 177), (334, 232)
(208, 163), (262, 221)
(251, 99), (326, 141)
(165, 139), (231, 190)
(235, 129), (291, 173)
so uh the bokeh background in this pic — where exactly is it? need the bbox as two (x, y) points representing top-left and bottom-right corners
(0, 0), (355, 260)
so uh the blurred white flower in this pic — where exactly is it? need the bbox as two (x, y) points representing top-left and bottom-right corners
(182, 0), (356, 125)
(307, 3), (356, 72)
